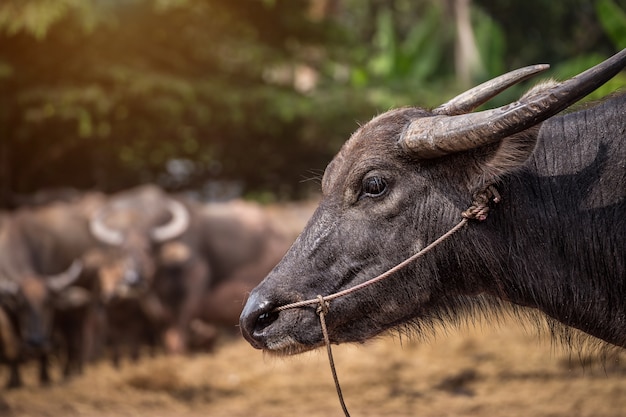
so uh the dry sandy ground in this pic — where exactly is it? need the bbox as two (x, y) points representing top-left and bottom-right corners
(1, 317), (625, 417)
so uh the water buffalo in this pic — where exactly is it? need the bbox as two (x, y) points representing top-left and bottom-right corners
(240, 49), (626, 355)
(154, 199), (296, 352)
(77, 247), (166, 367)
(88, 184), (191, 294)
(86, 186), (294, 357)
(0, 195), (101, 386)
(86, 185), (191, 361)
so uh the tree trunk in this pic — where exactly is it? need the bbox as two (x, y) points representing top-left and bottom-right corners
(453, 0), (483, 88)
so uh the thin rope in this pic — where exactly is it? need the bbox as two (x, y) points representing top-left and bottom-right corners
(316, 295), (351, 417)
(272, 184), (500, 417)
(276, 218), (468, 417)
(272, 184), (497, 417)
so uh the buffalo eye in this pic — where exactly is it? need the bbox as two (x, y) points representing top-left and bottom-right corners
(360, 175), (388, 199)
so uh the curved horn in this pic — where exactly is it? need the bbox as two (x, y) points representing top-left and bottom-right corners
(151, 199), (190, 242)
(434, 64), (550, 116)
(402, 48), (626, 158)
(89, 208), (124, 246)
(46, 259), (84, 293)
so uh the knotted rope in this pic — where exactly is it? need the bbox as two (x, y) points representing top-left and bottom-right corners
(274, 186), (499, 417)
(462, 184), (501, 221)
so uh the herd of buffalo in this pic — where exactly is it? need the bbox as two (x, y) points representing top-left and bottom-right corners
(0, 185), (300, 388)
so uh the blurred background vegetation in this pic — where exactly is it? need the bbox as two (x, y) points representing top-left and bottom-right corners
(1, 0), (625, 207)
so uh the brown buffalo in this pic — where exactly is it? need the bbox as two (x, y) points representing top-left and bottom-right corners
(153, 199), (303, 352)
(83, 185), (192, 363)
(0, 193), (103, 386)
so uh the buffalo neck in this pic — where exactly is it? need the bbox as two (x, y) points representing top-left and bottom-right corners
(471, 95), (626, 348)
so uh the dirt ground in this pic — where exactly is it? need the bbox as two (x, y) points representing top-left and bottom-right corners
(1, 317), (625, 417)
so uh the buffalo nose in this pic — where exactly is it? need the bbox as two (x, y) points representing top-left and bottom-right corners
(239, 291), (279, 349)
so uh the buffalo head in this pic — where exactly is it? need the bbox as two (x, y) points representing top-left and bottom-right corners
(240, 49), (626, 354)
(0, 207), (86, 351)
(88, 185), (191, 299)
(0, 260), (83, 350)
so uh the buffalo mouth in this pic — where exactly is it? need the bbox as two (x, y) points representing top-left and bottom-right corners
(239, 288), (395, 355)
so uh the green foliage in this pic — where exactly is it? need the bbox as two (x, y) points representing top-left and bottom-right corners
(471, 5), (506, 79)
(551, 0), (626, 104)
(368, 5), (448, 84)
(596, 0), (626, 49)
(0, 0), (624, 206)
(0, 0), (339, 201)
(340, 0), (456, 109)
(0, 0), (100, 39)
(474, 0), (618, 65)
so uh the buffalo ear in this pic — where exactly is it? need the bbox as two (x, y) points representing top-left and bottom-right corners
(475, 125), (540, 187)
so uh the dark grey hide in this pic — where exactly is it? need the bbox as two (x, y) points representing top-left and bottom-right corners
(240, 58), (626, 355)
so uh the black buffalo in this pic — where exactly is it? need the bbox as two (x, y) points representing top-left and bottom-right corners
(240, 49), (626, 355)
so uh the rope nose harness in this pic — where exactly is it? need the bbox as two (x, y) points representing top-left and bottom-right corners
(273, 186), (499, 417)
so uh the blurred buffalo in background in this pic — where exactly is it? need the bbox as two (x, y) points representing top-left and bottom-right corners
(0, 193), (103, 387)
(0, 184), (310, 387)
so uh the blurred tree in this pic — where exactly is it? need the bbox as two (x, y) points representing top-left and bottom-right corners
(0, 0), (349, 205)
(596, 0), (626, 49)
(332, 0), (457, 107)
(0, 0), (624, 207)
(472, 0), (621, 66)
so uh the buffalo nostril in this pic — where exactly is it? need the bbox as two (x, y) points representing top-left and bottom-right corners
(240, 294), (280, 349)
(255, 310), (279, 334)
